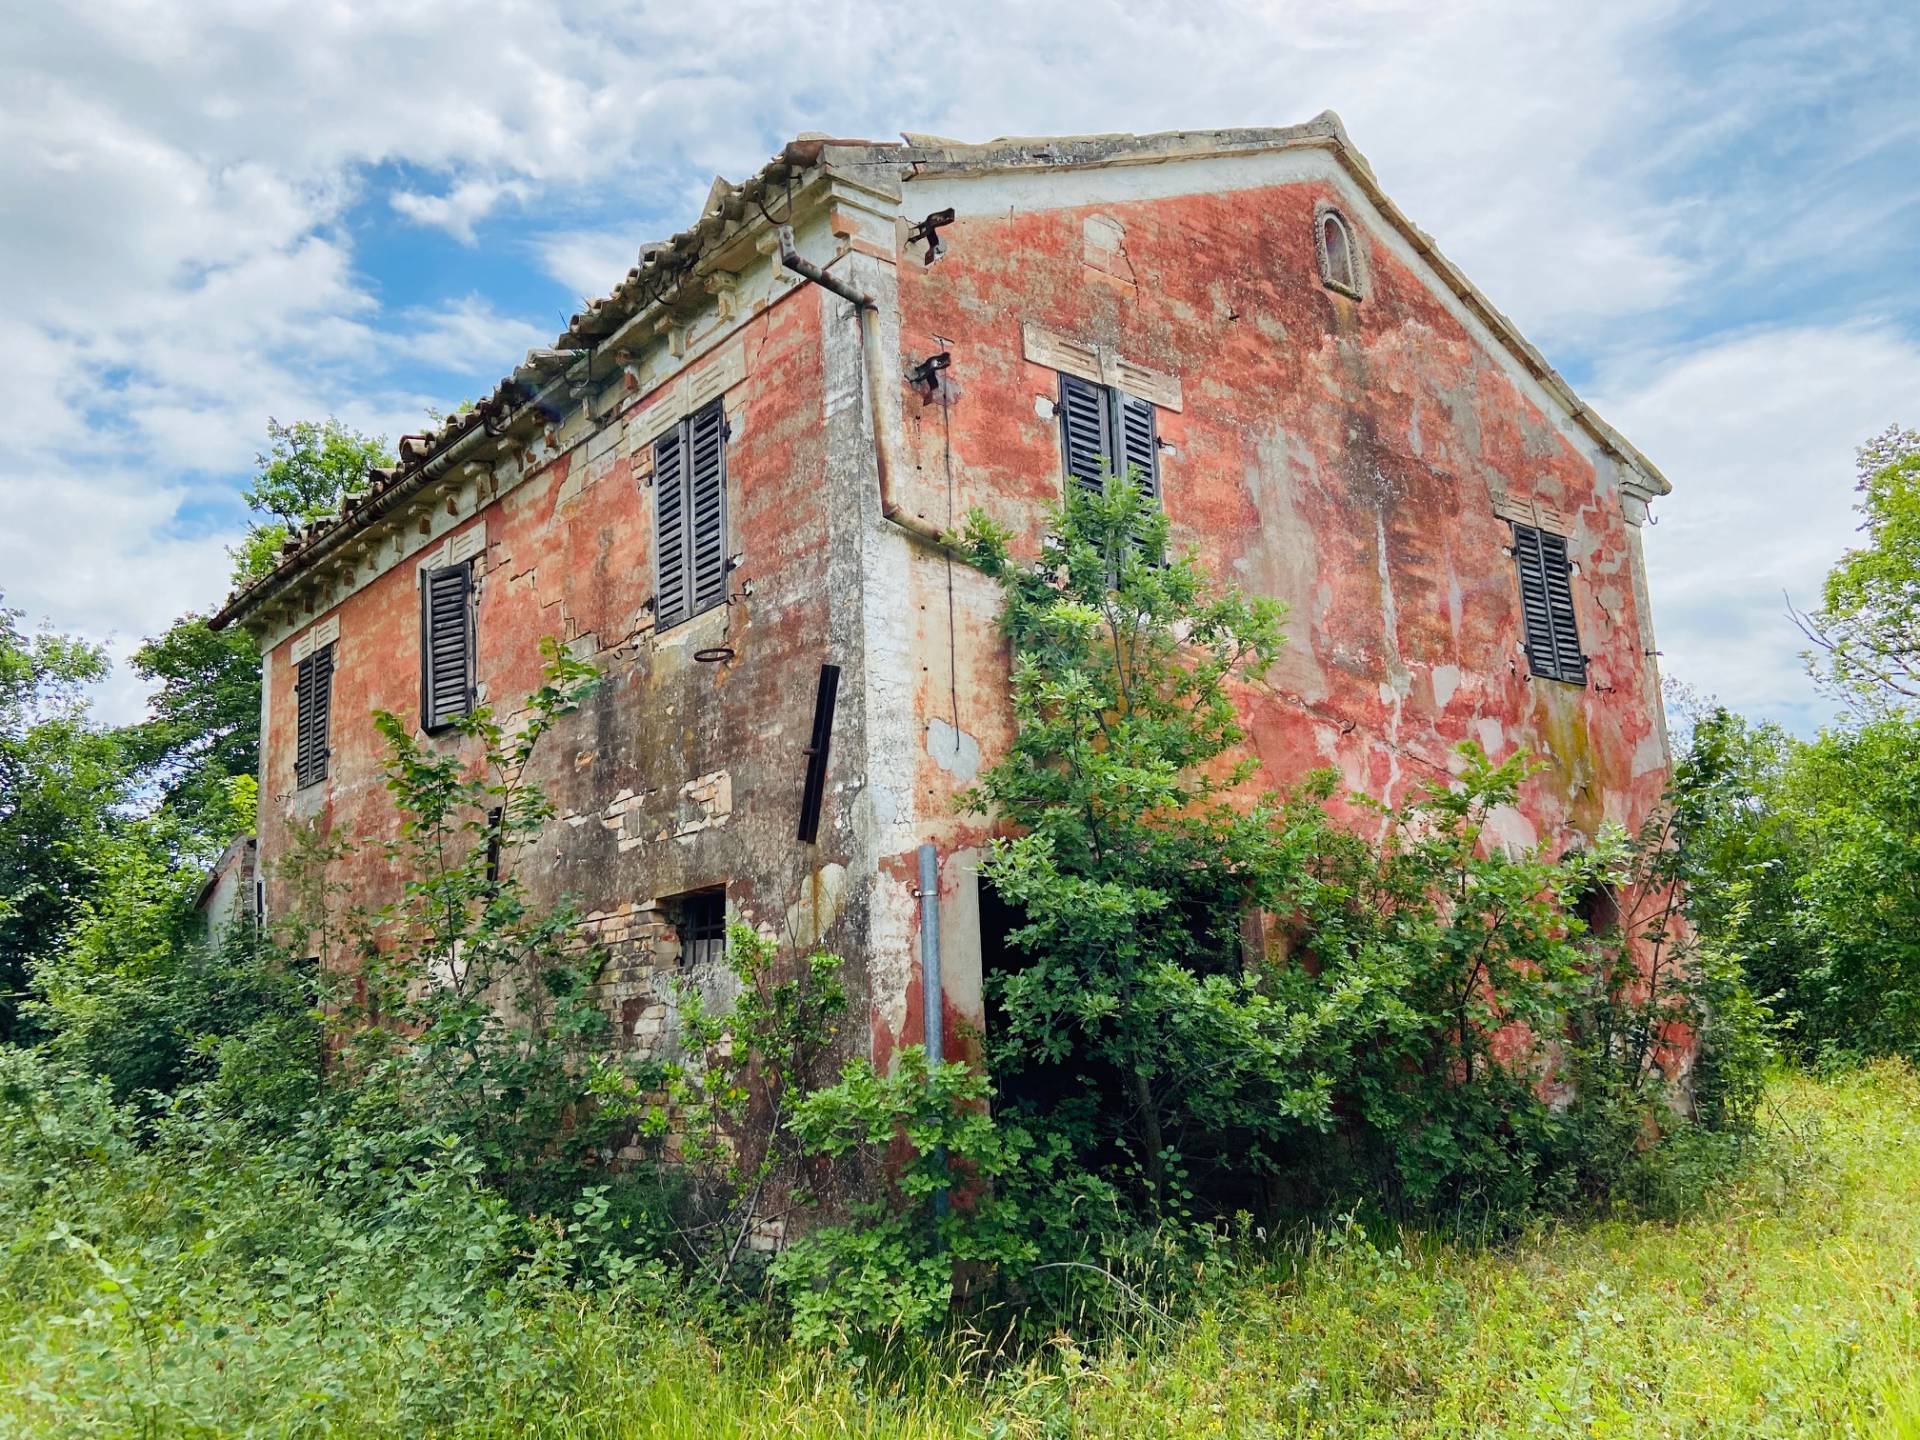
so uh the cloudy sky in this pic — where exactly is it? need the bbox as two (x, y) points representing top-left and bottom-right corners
(3, 0), (1916, 732)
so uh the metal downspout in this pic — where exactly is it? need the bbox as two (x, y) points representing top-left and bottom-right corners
(777, 227), (947, 548)
(917, 841), (950, 1218)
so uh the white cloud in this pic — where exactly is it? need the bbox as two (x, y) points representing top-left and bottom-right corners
(536, 229), (654, 301)
(392, 177), (533, 243)
(1591, 324), (1920, 734)
(397, 297), (550, 379)
(0, 460), (236, 720)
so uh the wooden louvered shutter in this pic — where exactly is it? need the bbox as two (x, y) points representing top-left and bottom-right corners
(421, 563), (474, 730)
(653, 422), (690, 629)
(1116, 392), (1159, 502)
(293, 656), (314, 787)
(686, 401), (728, 617)
(1059, 372), (1112, 497)
(1512, 523), (1586, 685)
(294, 645), (333, 787)
(1538, 529), (1587, 684)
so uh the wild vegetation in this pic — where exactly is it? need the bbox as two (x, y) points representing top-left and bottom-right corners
(1, 423), (1918, 1434)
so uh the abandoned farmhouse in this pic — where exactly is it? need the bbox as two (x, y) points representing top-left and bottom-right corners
(211, 112), (1676, 1080)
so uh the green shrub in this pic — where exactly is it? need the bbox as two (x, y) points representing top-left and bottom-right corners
(955, 476), (1755, 1244)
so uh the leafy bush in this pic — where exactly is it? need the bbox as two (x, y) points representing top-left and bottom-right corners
(955, 474), (1763, 1246)
(285, 639), (642, 1212)
(0, 1045), (661, 1436)
(772, 1045), (1032, 1347)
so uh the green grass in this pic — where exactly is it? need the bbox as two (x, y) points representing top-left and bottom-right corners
(6, 1064), (1920, 1437)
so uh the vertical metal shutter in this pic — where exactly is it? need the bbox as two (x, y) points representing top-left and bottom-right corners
(1539, 529), (1587, 684)
(421, 562), (474, 730)
(294, 644), (333, 787)
(652, 399), (728, 629)
(1512, 523), (1587, 685)
(1059, 372), (1112, 497)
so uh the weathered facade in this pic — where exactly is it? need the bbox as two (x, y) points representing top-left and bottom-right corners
(214, 113), (1675, 1088)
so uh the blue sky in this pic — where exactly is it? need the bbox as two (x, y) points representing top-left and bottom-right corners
(3, 0), (1916, 733)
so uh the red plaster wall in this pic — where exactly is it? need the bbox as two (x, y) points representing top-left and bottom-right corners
(888, 175), (1674, 1056)
(257, 287), (866, 1037)
(895, 177), (1667, 840)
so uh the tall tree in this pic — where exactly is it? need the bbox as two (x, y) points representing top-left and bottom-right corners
(228, 418), (393, 587)
(1796, 425), (1920, 711)
(122, 417), (391, 838)
(0, 601), (122, 1040)
(116, 619), (261, 839)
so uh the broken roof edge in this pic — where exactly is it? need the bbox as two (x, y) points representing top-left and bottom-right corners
(894, 112), (1362, 172)
(212, 113), (1667, 633)
(210, 139), (836, 632)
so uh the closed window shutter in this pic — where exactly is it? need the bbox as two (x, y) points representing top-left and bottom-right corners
(294, 644), (333, 787)
(293, 659), (314, 787)
(652, 400), (728, 629)
(1538, 529), (1587, 684)
(1116, 392), (1159, 500)
(687, 401), (728, 616)
(653, 423), (690, 629)
(1512, 523), (1586, 685)
(421, 562), (474, 730)
(1059, 372), (1112, 496)
(1058, 373), (1161, 513)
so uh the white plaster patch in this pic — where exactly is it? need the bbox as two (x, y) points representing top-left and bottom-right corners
(785, 863), (849, 950)
(1483, 803), (1539, 856)
(925, 717), (981, 782)
(1631, 728), (1668, 778)
(289, 614), (339, 664)
(1083, 213), (1125, 253)
(938, 847), (986, 1030)
(1475, 717), (1506, 756)
(1431, 663), (1461, 710)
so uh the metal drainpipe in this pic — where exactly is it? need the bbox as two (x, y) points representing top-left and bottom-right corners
(777, 227), (947, 549)
(918, 842), (943, 1065)
(917, 841), (950, 1218)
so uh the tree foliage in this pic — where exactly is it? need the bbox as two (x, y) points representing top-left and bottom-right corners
(229, 418), (392, 588)
(116, 617), (261, 835)
(0, 602), (120, 1040)
(1796, 425), (1920, 711)
(1671, 699), (1920, 1059)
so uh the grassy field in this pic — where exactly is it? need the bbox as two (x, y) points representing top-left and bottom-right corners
(6, 1064), (1919, 1437)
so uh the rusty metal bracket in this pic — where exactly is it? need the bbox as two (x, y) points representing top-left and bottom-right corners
(907, 208), (955, 264)
(908, 351), (951, 406)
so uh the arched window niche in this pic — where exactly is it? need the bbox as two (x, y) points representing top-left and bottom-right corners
(1315, 205), (1363, 299)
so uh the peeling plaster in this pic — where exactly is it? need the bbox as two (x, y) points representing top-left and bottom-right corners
(925, 717), (981, 782)
(786, 862), (849, 950)
(250, 140), (1683, 1111)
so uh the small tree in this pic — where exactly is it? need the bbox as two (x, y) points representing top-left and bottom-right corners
(310, 640), (629, 1209)
(956, 475), (1357, 1212)
(955, 474), (1731, 1225)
